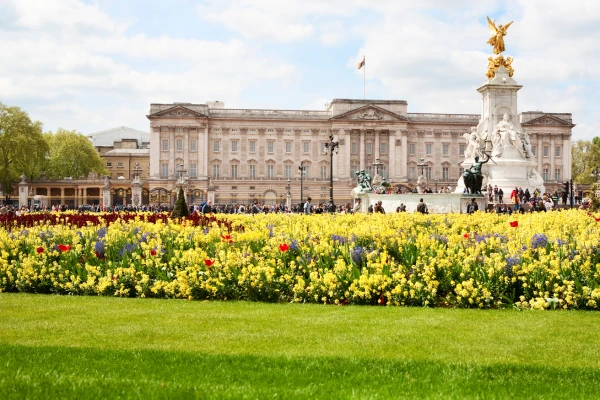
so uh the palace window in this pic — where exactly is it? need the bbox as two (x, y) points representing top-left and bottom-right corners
(459, 144), (465, 156)
(443, 144), (449, 156)
(117, 162), (123, 168)
(381, 166), (387, 179)
(213, 164), (220, 178)
(320, 165), (327, 179)
(162, 139), (169, 151)
(543, 146), (549, 157)
(285, 165), (292, 178)
(351, 142), (358, 154)
(555, 146), (561, 157)
(425, 144), (432, 156)
(249, 140), (256, 152)
(285, 129), (292, 133)
(351, 165), (358, 177)
(213, 128), (220, 132)
(106, 162), (112, 168)
(426, 167), (432, 180)
(231, 165), (238, 178)
(285, 141), (292, 153)
(176, 139), (183, 152)
(267, 165), (274, 178)
(213, 141), (220, 152)
(161, 163), (168, 178)
(442, 167), (449, 180)
(365, 166), (372, 176)
(249, 165), (256, 178)
(409, 143), (416, 155)
(267, 129), (274, 133)
(231, 140), (238, 152)
(190, 139), (197, 152)
(366, 142), (373, 155)
(267, 141), (274, 153)
(303, 142), (310, 153)
(554, 168), (561, 181)
(543, 168), (549, 181)
(409, 167), (416, 180)
(190, 163), (197, 178)
(380, 142), (387, 155)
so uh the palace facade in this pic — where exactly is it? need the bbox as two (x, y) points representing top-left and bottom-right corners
(146, 99), (573, 206)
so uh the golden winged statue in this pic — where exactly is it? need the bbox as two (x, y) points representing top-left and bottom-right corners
(487, 16), (513, 54)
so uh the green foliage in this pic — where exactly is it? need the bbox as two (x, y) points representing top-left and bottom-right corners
(572, 139), (600, 184)
(171, 187), (189, 218)
(0, 103), (48, 193)
(44, 128), (107, 179)
(1, 295), (600, 399)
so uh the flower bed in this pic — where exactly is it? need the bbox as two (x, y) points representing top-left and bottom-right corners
(1, 211), (599, 310)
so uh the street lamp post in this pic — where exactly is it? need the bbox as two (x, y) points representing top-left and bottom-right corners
(298, 162), (307, 207)
(323, 134), (339, 213)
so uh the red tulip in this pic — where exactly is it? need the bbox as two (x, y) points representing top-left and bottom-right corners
(221, 234), (232, 243)
(150, 249), (157, 256)
(509, 221), (519, 228)
(36, 247), (44, 254)
(57, 244), (71, 252)
(463, 233), (470, 239)
(595, 217), (600, 222)
(279, 243), (290, 252)
(205, 259), (215, 267)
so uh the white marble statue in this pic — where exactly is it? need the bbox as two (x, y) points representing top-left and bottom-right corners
(519, 128), (533, 159)
(463, 127), (483, 160)
(491, 113), (525, 158)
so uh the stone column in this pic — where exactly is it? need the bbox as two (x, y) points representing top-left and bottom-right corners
(388, 130), (396, 180)
(537, 135), (543, 173)
(169, 129), (175, 178)
(150, 126), (160, 178)
(562, 135), (572, 180)
(374, 130), (380, 160)
(344, 129), (351, 178)
(60, 188), (65, 205)
(359, 129), (365, 170)
(203, 124), (209, 177)
(18, 178), (28, 208)
(183, 130), (189, 170)
(401, 132), (408, 181)
(82, 188), (88, 205)
(550, 135), (556, 182)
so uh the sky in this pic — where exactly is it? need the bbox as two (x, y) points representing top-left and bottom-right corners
(1, 0), (599, 141)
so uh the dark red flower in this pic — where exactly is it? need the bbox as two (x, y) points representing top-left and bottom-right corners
(509, 221), (519, 228)
(150, 249), (157, 256)
(57, 244), (71, 252)
(279, 243), (290, 252)
(463, 233), (470, 239)
(36, 247), (44, 254)
(205, 259), (215, 267)
(595, 217), (600, 222)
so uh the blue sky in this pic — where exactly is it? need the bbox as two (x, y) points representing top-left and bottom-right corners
(1, 0), (598, 141)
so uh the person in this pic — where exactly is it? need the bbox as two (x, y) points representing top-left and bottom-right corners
(466, 198), (478, 214)
(510, 187), (520, 212)
(498, 188), (504, 204)
(201, 201), (213, 215)
(416, 198), (428, 214)
(303, 197), (312, 215)
(352, 198), (361, 214)
(374, 200), (385, 214)
(397, 203), (406, 212)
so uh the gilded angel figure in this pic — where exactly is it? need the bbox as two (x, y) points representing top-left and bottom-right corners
(487, 17), (513, 55)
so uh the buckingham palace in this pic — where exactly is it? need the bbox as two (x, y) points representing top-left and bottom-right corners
(145, 98), (573, 206)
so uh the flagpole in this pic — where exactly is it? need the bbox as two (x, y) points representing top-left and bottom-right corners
(363, 55), (365, 100)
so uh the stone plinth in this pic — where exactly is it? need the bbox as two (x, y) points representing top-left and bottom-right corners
(357, 193), (487, 214)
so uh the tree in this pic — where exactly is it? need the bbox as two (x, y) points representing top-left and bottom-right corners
(171, 187), (189, 219)
(44, 128), (107, 179)
(572, 138), (600, 184)
(0, 103), (48, 194)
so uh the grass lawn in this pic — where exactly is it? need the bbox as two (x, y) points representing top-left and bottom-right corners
(0, 294), (599, 399)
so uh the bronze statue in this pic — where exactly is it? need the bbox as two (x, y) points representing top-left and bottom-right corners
(463, 154), (490, 194)
(487, 17), (513, 55)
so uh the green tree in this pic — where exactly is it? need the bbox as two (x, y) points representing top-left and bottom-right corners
(44, 128), (107, 179)
(171, 187), (189, 219)
(572, 139), (600, 184)
(0, 103), (48, 194)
